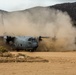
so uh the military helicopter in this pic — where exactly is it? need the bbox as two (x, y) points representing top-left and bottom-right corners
(1, 12), (49, 52)
(3, 35), (49, 52)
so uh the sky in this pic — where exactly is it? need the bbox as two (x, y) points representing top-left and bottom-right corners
(0, 0), (76, 11)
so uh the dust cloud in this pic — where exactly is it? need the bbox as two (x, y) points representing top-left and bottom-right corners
(0, 7), (76, 51)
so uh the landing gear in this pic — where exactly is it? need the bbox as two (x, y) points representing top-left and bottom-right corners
(16, 49), (20, 52)
(30, 49), (35, 52)
(27, 48), (36, 52)
(30, 48), (36, 52)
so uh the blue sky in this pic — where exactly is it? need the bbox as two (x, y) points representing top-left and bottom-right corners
(0, 0), (76, 11)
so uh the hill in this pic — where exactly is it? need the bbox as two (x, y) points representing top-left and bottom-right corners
(50, 2), (76, 26)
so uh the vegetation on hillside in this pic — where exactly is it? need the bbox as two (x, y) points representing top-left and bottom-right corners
(50, 2), (76, 26)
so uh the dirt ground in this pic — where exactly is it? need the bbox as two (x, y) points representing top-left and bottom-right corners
(0, 52), (76, 75)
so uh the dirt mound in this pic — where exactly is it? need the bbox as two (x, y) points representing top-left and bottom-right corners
(0, 52), (48, 63)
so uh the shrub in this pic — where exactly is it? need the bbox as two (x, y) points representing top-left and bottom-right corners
(0, 46), (8, 53)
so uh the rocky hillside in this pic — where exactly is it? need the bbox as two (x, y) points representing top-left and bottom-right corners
(50, 2), (76, 26)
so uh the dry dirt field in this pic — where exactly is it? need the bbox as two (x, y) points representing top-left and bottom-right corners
(0, 52), (76, 75)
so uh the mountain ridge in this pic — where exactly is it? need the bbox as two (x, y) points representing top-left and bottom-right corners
(50, 2), (76, 25)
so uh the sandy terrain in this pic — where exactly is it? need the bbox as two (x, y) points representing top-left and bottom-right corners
(0, 52), (76, 75)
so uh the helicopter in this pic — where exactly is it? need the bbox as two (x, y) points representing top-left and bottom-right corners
(3, 35), (49, 52)
(0, 12), (50, 52)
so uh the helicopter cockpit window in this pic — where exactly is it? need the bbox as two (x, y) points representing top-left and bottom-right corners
(21, 44), (22, 46)
(28, 38), (32, 41)
(28, 38), (36, 42)
(32, 38), (36, 42)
